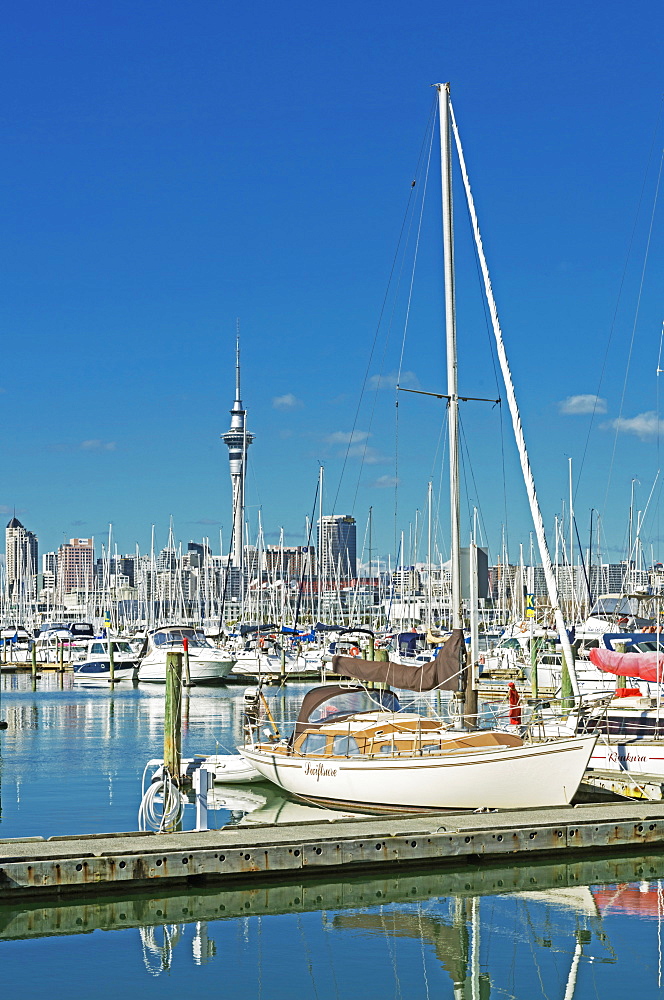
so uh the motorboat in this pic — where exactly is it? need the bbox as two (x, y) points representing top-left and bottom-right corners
(34, 622), (96, 663)
(242, 633), (597, 812)
(138, 625), (235, 684)
(0, 626), (33, 662)
(71, 638), (139, 683)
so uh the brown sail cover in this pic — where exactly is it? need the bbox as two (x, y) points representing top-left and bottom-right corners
(332, 629), (465, 692)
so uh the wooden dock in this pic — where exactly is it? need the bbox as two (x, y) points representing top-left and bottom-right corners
(2, 800), (664, 901)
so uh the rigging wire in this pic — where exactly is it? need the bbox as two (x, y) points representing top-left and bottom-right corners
(573, 96), (664, 498)
(330, 96), (438, 518)
(602, 148), (664, 520)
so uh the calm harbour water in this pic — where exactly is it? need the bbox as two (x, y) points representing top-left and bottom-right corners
(1, 674), (663, 998)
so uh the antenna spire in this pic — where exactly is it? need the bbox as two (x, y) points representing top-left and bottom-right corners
(235, 319), (241, 402)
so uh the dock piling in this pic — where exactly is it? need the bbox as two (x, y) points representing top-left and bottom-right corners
(183, 637), (192, 686)
(164, 651), (183, 783)
(108, 639), (115, 687)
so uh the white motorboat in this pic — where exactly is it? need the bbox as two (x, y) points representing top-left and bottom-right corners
(138, 625), (235, 684)
(71, 638), (139, 683)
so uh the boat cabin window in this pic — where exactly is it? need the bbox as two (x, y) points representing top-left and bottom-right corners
(307, 689), (399, 724)
(91, 642), (105, 654)
(153, 628), (210, 648)
(634, 641), (664, 653)
(299, 733), (328, 755)
(332, 735), (360, 756)
(498, 638), (521, 650)
(70, 623), (95, 637)
(590, 597), (638, 617)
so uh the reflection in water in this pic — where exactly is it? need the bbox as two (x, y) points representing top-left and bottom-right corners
(0, 852), (662, 995)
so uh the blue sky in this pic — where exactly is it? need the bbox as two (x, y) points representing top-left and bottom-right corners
(1, 0), (662, 568)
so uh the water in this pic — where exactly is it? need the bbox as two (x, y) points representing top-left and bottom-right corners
(1, 675), (663, 997)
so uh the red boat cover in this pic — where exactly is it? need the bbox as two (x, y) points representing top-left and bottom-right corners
(589, 647), (664, 683)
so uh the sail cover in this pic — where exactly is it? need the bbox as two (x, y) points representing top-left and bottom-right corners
(589, 647), (664, 683)
(332, 629), (465, 692)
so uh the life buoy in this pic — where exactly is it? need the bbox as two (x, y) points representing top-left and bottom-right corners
(259, 637), (265, 648)
(508, 682), (522, 726)
(349, 645), (360, 657)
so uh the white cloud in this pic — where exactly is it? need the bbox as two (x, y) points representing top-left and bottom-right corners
(346, 444), (387, 464)
(272, 393), (303, 411)
(368, 475), (399, 488)
(325, 430), (370, 445)
(80, 440), (117, 451)
(558, 394), (607, 415)
(369, 370), (420, 390)
(602, 411), (664, 440)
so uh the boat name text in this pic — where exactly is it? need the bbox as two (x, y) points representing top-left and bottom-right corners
(304, 761), (338, 780)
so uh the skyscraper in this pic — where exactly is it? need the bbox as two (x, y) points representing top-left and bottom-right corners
(318, 515), (357, 583)
(5, 517), (38, 599)
(221, 337), (254, 571)
(58, 538), (94, 594)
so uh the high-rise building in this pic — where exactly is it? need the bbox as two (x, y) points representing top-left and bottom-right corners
(58, 538), (94, 594)
(318, 515), (357, 582)
(5, 517), (38, 599)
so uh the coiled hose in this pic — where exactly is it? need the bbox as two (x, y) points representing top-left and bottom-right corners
(138, 764), (184, 832)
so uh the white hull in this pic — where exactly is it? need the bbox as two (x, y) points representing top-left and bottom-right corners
(73, 662), (136, 683)
(201, 753), (263, 783)
(242, 734), (597, 811)
(232, 651), (325, 676)
(138, 652), (234, 683)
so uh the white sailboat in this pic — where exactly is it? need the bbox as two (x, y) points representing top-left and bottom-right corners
(241, 85), (596, 812)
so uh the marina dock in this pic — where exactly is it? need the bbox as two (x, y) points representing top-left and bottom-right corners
(3, 799), (664, 901)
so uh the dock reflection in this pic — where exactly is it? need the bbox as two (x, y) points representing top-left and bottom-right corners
(0, 850), (661, 943)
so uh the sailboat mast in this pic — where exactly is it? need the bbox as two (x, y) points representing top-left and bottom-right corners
(438, 82), (463, 632)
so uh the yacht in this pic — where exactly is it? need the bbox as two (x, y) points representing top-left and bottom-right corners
(138, 625), (235, 684)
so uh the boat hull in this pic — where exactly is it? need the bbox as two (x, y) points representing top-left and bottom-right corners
(138, 652), (234, 684)
(241, 735), (598, 812)
(73, 660), (136, 683)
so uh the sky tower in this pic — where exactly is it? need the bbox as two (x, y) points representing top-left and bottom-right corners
(221, 336), (254, 570)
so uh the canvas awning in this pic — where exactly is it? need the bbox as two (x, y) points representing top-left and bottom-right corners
(332, 629), (465, 692)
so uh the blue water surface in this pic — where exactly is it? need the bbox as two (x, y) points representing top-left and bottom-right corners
(1, 674), (663, 998)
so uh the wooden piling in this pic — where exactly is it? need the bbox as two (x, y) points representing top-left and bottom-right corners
(31, 643), (37, 690)
(182, 637), (191, 686)
(164, 651), (182, 781)
(530, 635), (539, 700)
(108, 640), (115, 687)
